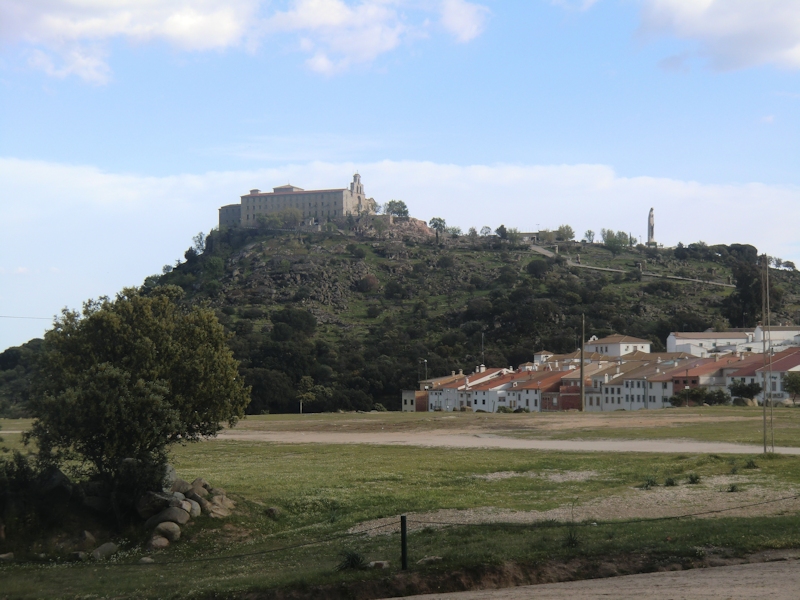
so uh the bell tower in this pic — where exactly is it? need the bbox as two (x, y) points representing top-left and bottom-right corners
(350, 173), (364, 196)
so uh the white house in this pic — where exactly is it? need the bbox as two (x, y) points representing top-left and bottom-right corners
(584, 334), (651, 357)
(754, 326), (800, 351)
(667, 331), (756, 357)
(426, 368), (509, 411)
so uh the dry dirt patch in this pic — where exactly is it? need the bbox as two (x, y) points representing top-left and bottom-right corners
(349, 476), (800, 536)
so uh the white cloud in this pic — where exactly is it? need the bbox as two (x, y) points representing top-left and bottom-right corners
(440, 0), (490, 43)
(640, 0), (800, 70)
(266, 0), (406, 73)
(2, 156), (800, 348)
(1, 0), (261, 83)
(1, 0), (490, 81)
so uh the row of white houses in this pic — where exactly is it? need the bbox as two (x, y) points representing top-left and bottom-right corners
(402, 333), (800, 413)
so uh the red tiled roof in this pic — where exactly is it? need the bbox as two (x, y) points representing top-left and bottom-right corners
(671, 332), (752, 340)
(755, 353), (800, 373)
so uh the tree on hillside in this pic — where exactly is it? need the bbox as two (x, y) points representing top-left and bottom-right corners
(383, 200), (409, 217)
(479, 226), (492, 237)
(429, 217), (446, 244)
(192, 232), (206, 254)
(601, 228), (628, 256)
(584, 229), (595, 243)
(495, 224), (508, 240)
(26, 286), (250, 488)
(507, 228), (521, 245)
(556, 225), (575, 241)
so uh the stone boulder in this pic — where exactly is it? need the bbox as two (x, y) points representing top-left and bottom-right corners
(185, 499), (201, 518)
(139, 556), (155, 564)
(154, 522), (181, 542)
(368, 561), (390, 569)
(211, 495), (236, 510)
(187, 490), (212, 509)
(208, 505), (230, 519)
(190, 485), (209, 498)
(136, 491), (182, 519)
(0, 552), (14, 562)
(172, 492), (186, 501)
(148, 536), (169, 550)
(191, 478), (211, 491)
(77, 530), (96, 548)
(144, 507), (190, 530)
(170, 478), (192, 494)
(180, 500), (193, 514)
(91, 542), (118, 561)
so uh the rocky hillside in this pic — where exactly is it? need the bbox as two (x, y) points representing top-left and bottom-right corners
(3, 216), (799, 415)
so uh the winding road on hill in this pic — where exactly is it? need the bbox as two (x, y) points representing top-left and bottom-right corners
(215, 430), (800, 455)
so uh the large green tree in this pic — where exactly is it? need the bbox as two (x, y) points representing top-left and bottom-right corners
(26, 285), (250, 484)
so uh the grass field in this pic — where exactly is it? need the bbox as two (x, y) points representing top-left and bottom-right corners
(3, 411), (800, 599)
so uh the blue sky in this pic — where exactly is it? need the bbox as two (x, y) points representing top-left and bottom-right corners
(2, 0), (800, 350)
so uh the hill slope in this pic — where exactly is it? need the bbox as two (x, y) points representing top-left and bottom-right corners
(2, 218), (799, 415)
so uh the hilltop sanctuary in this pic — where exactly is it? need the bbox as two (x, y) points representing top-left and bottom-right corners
(219, 174), (377, 228)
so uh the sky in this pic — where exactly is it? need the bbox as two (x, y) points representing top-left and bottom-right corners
(1, 0), (800, 350)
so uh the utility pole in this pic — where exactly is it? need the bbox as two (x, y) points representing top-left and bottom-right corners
(761, 254), (768, 454)
(580, 313), (585, 412)
(481, 333), (485, 366)
(766, 257), (774, 452)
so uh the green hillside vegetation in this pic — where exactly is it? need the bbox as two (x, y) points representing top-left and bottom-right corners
(2, 217), (799, 416)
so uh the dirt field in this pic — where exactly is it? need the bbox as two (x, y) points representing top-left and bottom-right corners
(389, 558), (800, 600)
(216, 429), (800, 455)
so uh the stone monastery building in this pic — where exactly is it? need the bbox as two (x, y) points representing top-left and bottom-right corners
(219, 174), (376, 228)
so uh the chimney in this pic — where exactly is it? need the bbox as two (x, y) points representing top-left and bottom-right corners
(451, 371), (455, 376)
(459, 368), (463, 375)
(480, 364), (486, 373)
(714, 354), (719, 362)
(615, 365), (620, 374)
(656, 356), (662, 364)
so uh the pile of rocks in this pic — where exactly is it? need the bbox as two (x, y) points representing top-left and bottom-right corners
(138, 476), (235, 551)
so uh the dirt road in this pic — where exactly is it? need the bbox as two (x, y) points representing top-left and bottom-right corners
(216, 429), (800, 455)
(387, 559), (800, 599)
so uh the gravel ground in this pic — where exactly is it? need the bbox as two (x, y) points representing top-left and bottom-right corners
(386, 559), (800, 599)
